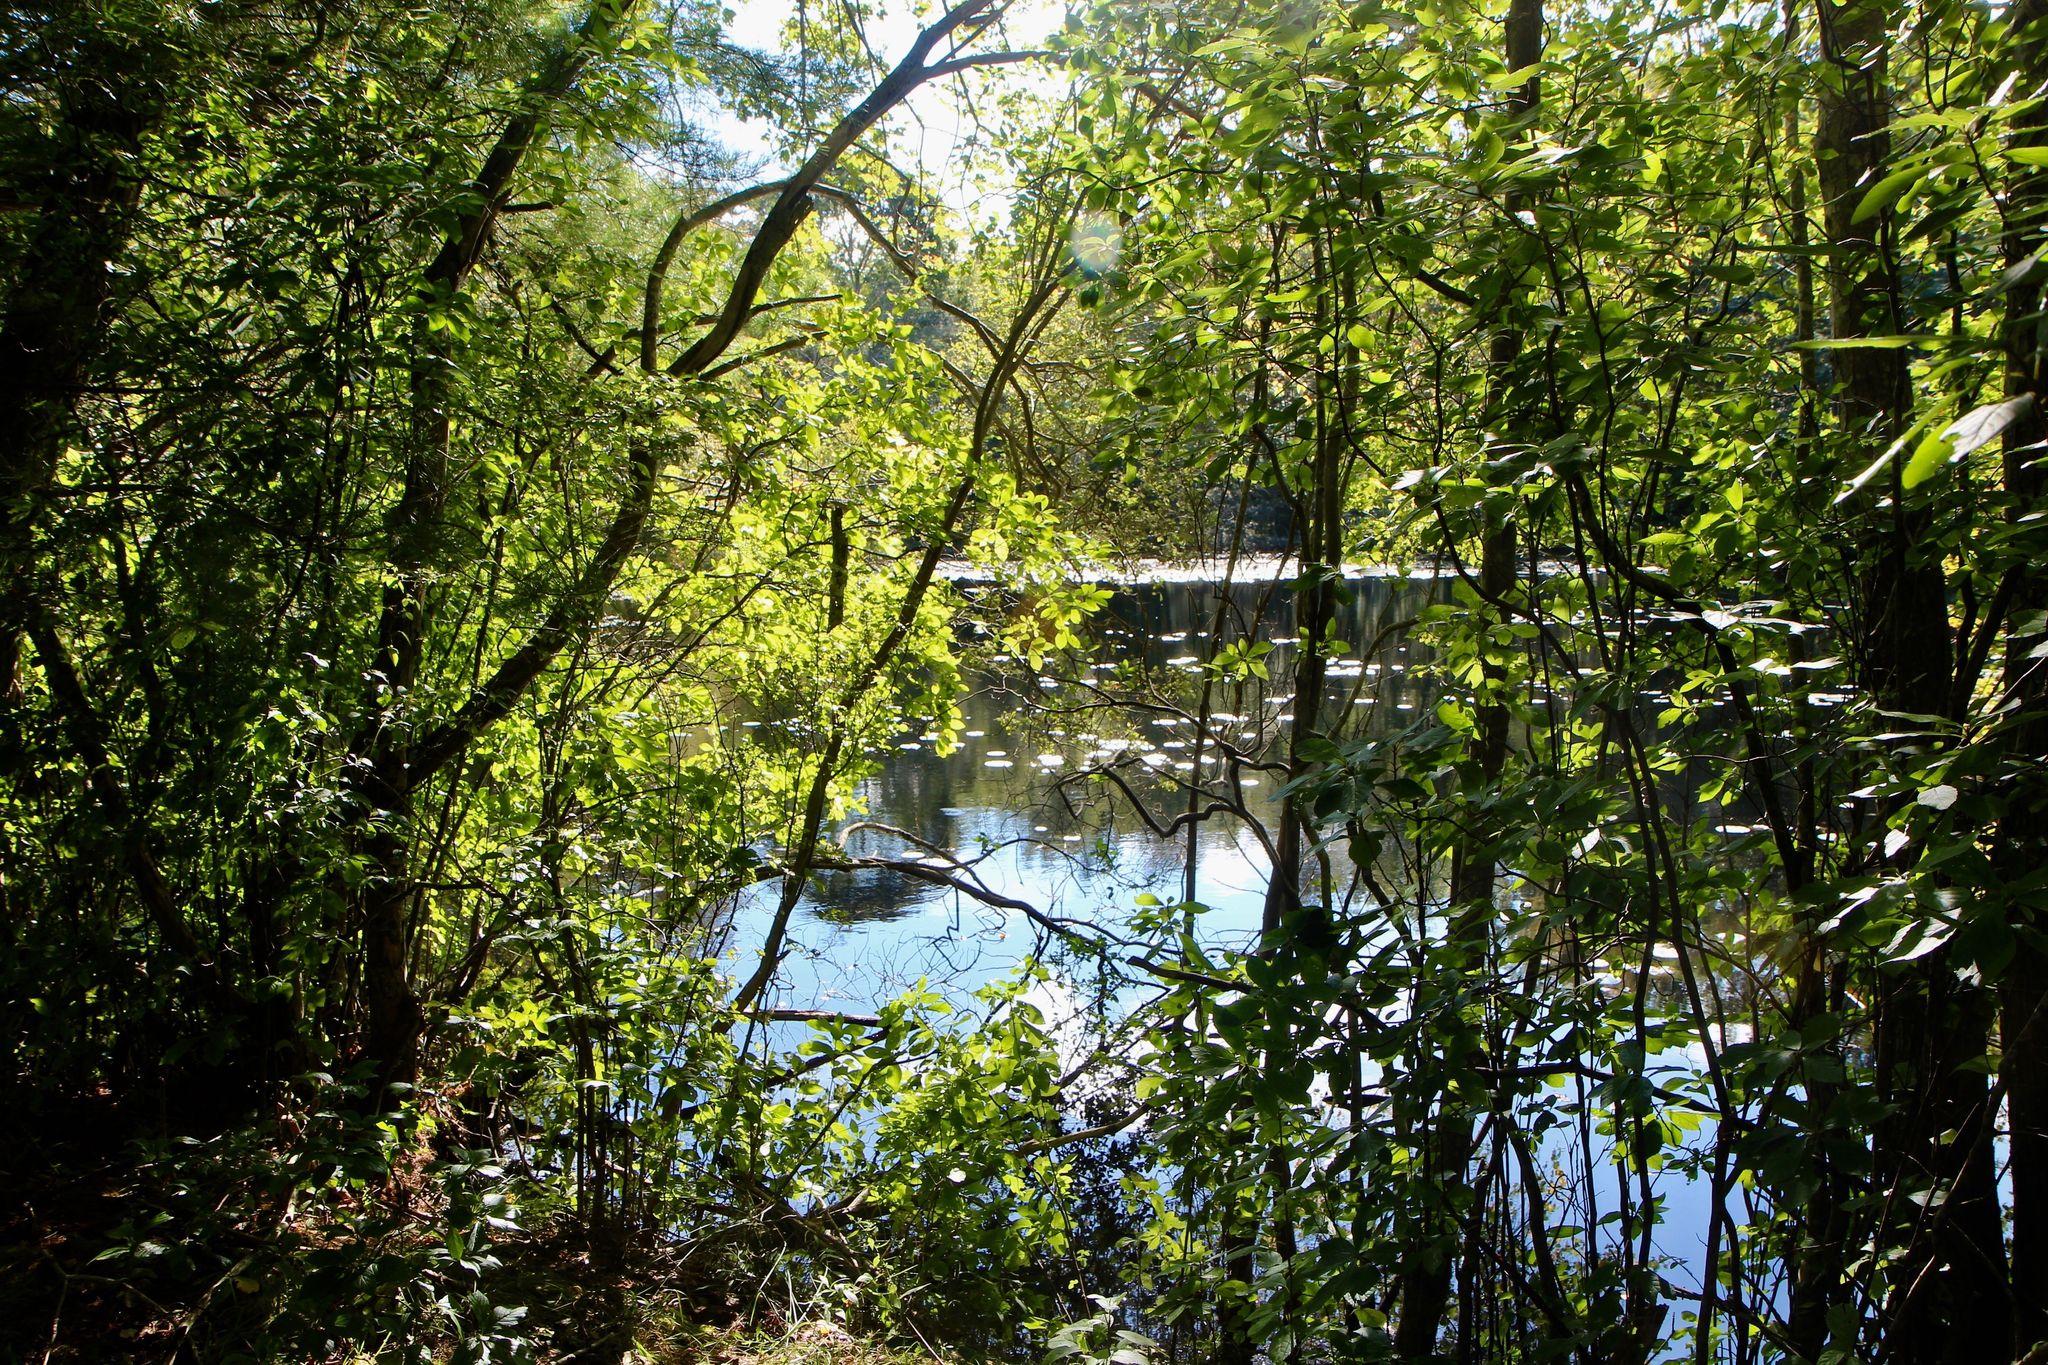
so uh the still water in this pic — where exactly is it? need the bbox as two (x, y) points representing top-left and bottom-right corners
(723, 563), (1449, 1015)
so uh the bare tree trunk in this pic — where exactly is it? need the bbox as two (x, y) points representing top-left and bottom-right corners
(1261, 366), (1342, 938)
(1776, 8), (1855, 1357)
(1393, 0), (1540, 1354)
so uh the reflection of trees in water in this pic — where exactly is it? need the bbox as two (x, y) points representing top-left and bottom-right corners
(801, 572), (1456, 930)
(804, 570), (1775, 965)
(806, 865), (946, 922)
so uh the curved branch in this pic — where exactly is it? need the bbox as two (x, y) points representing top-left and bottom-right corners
(404, 0), (1010, 792)
(701, 326), (825, 381)
(640, 179), (796, 373)
(732, 247), (1070, 1013)
(670, 0), (1005, 379)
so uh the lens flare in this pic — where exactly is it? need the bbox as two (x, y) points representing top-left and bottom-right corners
(1067, 214), (1124, 277)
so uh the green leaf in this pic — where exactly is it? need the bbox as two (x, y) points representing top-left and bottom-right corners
(1884, 916), (1955, 963)
(1903, 396), (2034, 489)
(1996, 252), (2048, 294)
(1233, 101), (1286, 146)
(1793, 335), (1919, 350)
(1471, 127), (1505, 171)
(1943, 395), (2033, 461)
(1852, 166), (1924, 224)
(2007, 145), (2048, 167)
(1836, 418), (1931, 504)
(1901, 428), (1953, 490)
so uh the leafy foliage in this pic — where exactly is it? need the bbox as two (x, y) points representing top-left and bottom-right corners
(8, 0), (2048, 1359)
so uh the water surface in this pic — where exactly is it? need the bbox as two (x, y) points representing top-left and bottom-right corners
(724, 567), (1451, 1012)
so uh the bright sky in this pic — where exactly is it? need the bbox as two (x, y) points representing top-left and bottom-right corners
(701, 0), (1069, 222)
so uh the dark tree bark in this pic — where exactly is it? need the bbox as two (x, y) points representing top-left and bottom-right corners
(1814, 0), (2009, 1358)
(1996, 0), (2048, 1354)
(1774, 11), (1860, 1361)
(353, 0), (641, 1094)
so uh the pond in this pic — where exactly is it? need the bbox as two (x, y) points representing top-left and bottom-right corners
(722, 561), (1451, 1015)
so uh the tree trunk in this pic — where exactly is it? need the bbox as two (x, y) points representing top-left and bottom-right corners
(0, 13), (161, 698)
(1997, 1), (2048, 1353)
(352, 9), (628, 1095)
(1778, 7), (1854, 1356)
(1814, 0), (2008, 1357)
(1393, 0), (1540, 1353)
(347, 0), (1006, 1091)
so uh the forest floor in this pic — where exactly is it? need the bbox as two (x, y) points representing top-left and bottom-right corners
(0, 1086), (931, 1365)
